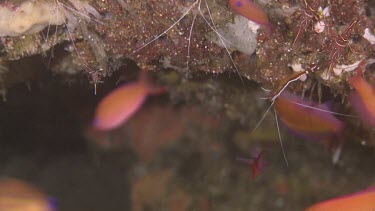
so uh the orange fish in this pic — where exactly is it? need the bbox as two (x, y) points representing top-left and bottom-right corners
(0, 178), (56, 211)
(229, 0), (269, 26)
(348, 60), (375, 128)
(305, 185), (375, 211)
(274, 91), (345, 145)
(93, 71), (164, 131)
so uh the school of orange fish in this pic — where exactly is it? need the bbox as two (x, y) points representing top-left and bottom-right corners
(89, 0), (375, 210)
(0, 0), (372, 210)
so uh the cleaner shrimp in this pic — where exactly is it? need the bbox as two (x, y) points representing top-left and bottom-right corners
(250, 64), (357, 166)
(45, 0), (108, 94)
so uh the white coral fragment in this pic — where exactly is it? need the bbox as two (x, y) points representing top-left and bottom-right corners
(314, 7), (329, 33)
(322, 6), (330, 17)
(0, 0), (102, 37)
(207, 15), (258, 56)
(0, 1), (66, 37)
(314, 21), (326, 33)
(320, 69), (330, 80)
(247, 20), (260, 33)
(332, 61), (361, 76)
(363, 28), (375, 45)
(288, 63), (307, 81)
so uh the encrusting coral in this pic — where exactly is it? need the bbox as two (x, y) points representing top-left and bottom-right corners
(0, 0), (374, 145)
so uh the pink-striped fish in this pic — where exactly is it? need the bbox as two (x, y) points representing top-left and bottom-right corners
(92, 71), (164, 131)
(229, 0), (269, 26)
(0, 178), (56, 211)
(348, 60), (375, 128)
(274, 91), (345, 144)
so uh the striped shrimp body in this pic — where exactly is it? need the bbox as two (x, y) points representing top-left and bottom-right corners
(327, 20), (359, 68)
(293, 0), (323, 45)
(320, 19), (363, 79)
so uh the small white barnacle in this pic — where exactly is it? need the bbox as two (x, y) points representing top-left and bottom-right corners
(288, 63), (307, 81)
(314, 21), (325, 33)
(314, 6), (329, 34)
(318, 6), (330, 18)
(363, 28), (375, 45)
(332, 60), (361, 76)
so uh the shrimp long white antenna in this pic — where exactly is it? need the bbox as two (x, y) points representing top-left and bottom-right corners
(261, 87), (271, 92)
(127, 0), (246, 85)
(250, 100), (275, 134)
(60, 7), (91, 71)
(199, 0), (238, 47)
(249, 97), (288, 167)
(199, 0), (245, 85)
(274, 107), (289, 167)
(288, 100), (358, 118)
(47, 0), (103, 68)
(50, 0), (105, 94)
(57, 1), (105, 25)
(129, 0), (199, 56)
(186, 13), (197, 72)
(46, 1), (61, 67)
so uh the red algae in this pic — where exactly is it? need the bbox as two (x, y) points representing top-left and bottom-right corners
(237, 150), (266, 179)
(250, 151), (266, 179)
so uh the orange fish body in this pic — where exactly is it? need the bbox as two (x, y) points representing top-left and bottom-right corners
(274, 91), (344, 141)
(229, 0), (269, 26)
(305, 186), (375, 211)
(348, 61), (375, 128)
(93, 72), (162, 131)
(0, 178), (56, 211)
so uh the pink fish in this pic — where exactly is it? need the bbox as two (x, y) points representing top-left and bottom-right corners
(274, 91), (345, 148)
(92, 71), (164, 131)
(305, 185), (375, 211)
(229, 0), (269, 26)
(348, 60), (375, 128)
(236, 150), (266, 179)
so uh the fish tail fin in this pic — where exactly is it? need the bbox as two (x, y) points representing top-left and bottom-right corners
(47, 196), (59, 211)
(349, 60), (367, 85)
(138, 69), (149, 84)
(322, 132), (345, 164)
(138, 70), (167, 95)
(356, 60), (367, 75)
